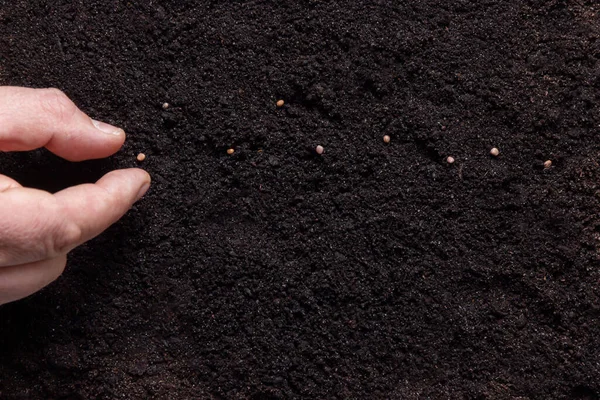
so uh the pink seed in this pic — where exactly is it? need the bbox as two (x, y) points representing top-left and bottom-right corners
(316, 145), (324, 155)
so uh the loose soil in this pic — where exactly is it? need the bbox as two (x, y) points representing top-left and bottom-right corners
(1, 1), (600, 399)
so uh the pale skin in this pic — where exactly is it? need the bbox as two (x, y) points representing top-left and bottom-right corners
(0, 87), (151, 305)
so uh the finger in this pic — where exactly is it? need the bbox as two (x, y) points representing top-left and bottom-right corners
(54, 168), (151, 245)
(0, 168), (150, 266)
(0, 255), (67, 305)
(0, 86), (125, 161)
(0, 174), (21, 192)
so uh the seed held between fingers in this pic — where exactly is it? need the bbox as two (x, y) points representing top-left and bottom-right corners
(137, 153), (146, 162)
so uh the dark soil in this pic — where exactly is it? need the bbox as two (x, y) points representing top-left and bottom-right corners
(1, 1), (600, 398)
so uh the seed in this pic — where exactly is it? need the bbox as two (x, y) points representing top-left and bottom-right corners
(137, 153), (146, 162)
(276, 99), (285, 107)
(383, 135), (391, 143)
(316, 145), (324, 155)
(162, 102), (169, 110)
(227, 148), (235, 155)
(544, 160), (552, 169)
(490, 147), (499, 157)
(446, 156), (455, 164)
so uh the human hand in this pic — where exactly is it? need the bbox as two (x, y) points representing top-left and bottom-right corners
(0, 87), (150, 305)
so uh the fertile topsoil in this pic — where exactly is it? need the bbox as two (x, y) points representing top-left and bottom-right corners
(1, 1), (600, 399)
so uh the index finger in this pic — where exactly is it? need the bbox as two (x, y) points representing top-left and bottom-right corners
(0, 86), (126, 161)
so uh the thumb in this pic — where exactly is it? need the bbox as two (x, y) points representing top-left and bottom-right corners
(0, 168), (150, 267)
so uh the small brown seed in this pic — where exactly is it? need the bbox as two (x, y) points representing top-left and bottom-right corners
(276, 99), (285, 107)
(446, 156), (455, 164)
(137, 153), (146, 162)
(383, 135), (391, 143)
(162, 103), (169, 110)
(227, 148), (235, 155)
(490, 147), (499, 157)
(316, 145), (324, 155)
(544, 160), (552, 169)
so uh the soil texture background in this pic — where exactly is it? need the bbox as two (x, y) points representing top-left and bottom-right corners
(1, 1), (600, 399)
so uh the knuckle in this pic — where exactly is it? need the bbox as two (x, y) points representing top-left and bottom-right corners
(0, 193), (81, 266)
(51, 221), (83, 255)
(38, 88), (77, 124)
(43, 196), (83, 256)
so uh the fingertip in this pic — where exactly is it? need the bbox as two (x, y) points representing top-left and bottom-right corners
(115, 168), (151, 202)
(122, 167), (151, 184)
(0, 87), (128, 162)
(132, 169), (151, 201)
(136, 181), (151, 202)
(91, 119), (125, 136)
(47, 128), (126, 162)
(84, 116), (127, 157)
(45, 115), (127, 162)
(97, 168), (151, 201)
(106, 125), (126, 149)
(103, 130), (126, 158)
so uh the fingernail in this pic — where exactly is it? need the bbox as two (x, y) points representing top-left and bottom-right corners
(136, 182), (150, 201)
(92, 119), (124, 136)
